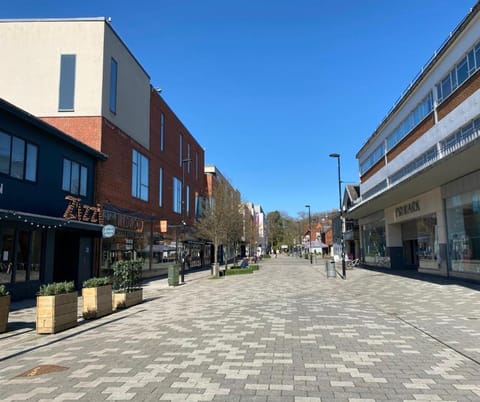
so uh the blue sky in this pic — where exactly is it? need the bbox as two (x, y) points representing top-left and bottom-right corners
(2, 0), (477, 217)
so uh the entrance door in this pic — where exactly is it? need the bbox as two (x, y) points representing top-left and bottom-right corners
(403, 239), (419, 269)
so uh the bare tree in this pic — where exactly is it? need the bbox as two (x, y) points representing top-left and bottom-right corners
(196, 179), (241, 276)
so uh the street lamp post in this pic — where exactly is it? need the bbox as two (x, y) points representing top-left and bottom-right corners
(305, 204), (312, 264)
(181, 158), (192, 284)
(329, 153), (346, 279)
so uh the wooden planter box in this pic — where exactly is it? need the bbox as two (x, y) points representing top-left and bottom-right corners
(82, 284), (113, 319)
(0, 295), (10, 333)
(36, 291), (78, 334)
(113, 288), (143, 310)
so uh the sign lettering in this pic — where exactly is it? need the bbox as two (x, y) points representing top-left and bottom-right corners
(63, 195), (104, 224)
(395, 200), (420, 218)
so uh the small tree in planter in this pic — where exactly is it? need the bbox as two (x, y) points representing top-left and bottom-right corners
(112, 260), (143, 309)
(36, 281), (77, 334)
(82, 277), (112, 319)
(0, 285), (10, 333)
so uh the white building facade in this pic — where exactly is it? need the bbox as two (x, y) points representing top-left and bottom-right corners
(349, 3), (480, 282)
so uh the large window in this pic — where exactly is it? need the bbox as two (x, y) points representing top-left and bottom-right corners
(59, 54), (76, 111)
(62, 159), (87, 196)
(0, 131), (38, 182)
(186, 185), (190, 215)
(360, 143), (385, 176)
(0, 228), (42, 284)
(173, 177), (182, 213)
(362, 220), (388, 267)
(179, 133), (183, 167)
(437, 42), (480, 103)
(109, 58), (118, 114)
(132, 149), (149, 201)
(386, 92), (433, 151)
(160, 113), (165, 151)
(446, 190), (480, 274)
(159, 167), (163, 207)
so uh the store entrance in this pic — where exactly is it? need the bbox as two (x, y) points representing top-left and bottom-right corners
(403, 239), (419, 269)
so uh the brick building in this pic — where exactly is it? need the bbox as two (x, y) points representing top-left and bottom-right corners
(0, 18), (207, 275)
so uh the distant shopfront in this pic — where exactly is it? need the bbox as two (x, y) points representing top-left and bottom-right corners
(358, 174), (480, 282)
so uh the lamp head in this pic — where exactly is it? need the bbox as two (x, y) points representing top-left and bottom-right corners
(329, 153), (340, 158)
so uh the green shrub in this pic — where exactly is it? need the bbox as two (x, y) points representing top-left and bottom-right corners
(250, 264), (260, 270)
(225, 267), (254, 275)
(83, 276), (111, 288)
(112, 259), (143, 293)
(38, 281), (75, 296)
(0, 284), (9, 296)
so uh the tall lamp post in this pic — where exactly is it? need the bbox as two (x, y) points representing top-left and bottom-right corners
(305, 204), (312, 264)
(329, 153), (346, 279)
(181, 158), (192, 284)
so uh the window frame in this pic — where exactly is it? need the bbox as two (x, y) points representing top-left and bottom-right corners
(131, 149), (149, 201)
(58, 54), (76, 112)
(62, 158), (88, 196)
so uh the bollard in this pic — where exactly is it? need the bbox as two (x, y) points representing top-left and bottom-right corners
(168, 264), (180, 286)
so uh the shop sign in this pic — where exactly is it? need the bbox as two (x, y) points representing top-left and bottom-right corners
(63, 195), (104, 224)
(102, 224), (116, 238)
(103, 210), (144, 233)
(395, 200), (420, 218)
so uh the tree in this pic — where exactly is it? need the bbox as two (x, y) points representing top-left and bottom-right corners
(267, 211), (284, 251)
(196, 178), (242, 276)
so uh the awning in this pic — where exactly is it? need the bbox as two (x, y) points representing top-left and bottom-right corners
(0, 209), (104, 233)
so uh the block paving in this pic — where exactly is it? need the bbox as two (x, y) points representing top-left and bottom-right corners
(1, 256), (480, 401)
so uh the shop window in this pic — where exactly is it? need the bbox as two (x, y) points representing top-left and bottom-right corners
(362, 220), (389, 267)
(0, 228), (43, 284)
(446, 191), (480, 274)
(0, 228), (14, 284)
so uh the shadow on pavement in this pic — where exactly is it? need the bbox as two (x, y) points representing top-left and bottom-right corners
(358, 264), (480, 291)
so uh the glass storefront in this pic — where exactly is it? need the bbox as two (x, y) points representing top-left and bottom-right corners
(401, 214), (438, 270)
(446, 190), (480, 274)
(1, 226), (43, 284)
(362, 219), (389, 267)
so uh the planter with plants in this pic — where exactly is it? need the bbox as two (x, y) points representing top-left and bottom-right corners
(36, 281), (78, 334)
(82, 277), (112, 319)
(112, 260), (143, 310)
(0, 284), (10, 333)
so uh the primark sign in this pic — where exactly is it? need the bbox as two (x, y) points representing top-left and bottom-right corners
(395, 200), (420, 218)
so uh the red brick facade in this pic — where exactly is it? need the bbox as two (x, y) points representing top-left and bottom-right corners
(40, 88), (206, 229)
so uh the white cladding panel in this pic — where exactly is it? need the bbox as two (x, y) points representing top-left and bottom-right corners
(358, 12), (480, 169)
(0, 20), (104, 116)
(102, 25), (150, 149)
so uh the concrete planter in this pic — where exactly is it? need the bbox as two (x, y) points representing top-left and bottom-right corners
(82, 284), (113, 319)
(0, 295), (10, 333)
(113, 288), (143, 310)
(36, 291), (78, 334)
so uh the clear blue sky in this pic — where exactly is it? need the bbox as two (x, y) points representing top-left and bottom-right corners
(3, 0), (477, 218)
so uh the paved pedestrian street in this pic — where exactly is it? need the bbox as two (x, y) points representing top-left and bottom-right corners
(1, 256), (480, 401)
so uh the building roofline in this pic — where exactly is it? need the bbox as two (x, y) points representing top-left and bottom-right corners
(0, 17), (106, 22)
(357, 1), (480, 158)
(0, 17), (150, 80)
(0, 98), (108, 161)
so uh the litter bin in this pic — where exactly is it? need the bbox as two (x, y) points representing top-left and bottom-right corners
(326, 258), (336, 278)
(168, 264), (179, 286)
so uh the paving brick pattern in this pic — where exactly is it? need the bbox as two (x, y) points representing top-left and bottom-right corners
(1, 256), (480, 401)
